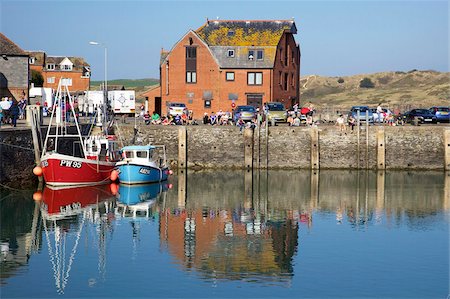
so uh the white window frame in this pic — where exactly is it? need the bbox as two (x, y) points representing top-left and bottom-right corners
(29, 57), (35, 64)
(227, 49), (235, 58)
(186, 71), (197, 83)
(226, 72), (235, 81)
(47, 64), (55, 70)
(61, 64), (73, 71)
(61, 78), (72, 86)
(248, 72), (262, 85)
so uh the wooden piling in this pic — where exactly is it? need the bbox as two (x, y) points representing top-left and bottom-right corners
(444, 130), (450, 171)
(376, 171), (385, 211)
(310, 170), (319, 209)
(310, 128), (319, 170)
(244, 169), (253, 209)
(30, 109), (43, 182)
(178, 126), (187, 172)
(244, 128), (254, 170)
(357, 110), (361, 169)
(365, 114), (369, 169)
(177, 170), (186, 208)
(377, 129), (386, 170)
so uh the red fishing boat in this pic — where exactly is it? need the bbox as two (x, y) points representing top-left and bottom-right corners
(40, 80), (121, 187)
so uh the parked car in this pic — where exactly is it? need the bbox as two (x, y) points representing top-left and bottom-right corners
(233, 105), (256, 123)
(167, 102), (188, 116)
(348, 106), (374, 124)
(370, 108), (393, 123)
(429, 106), (449, 123)
(266, 102), (287, 125)
(402, 109), (437, 124)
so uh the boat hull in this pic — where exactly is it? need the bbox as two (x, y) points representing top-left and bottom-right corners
(117, 163), (169, 184)
(41, 153), (116, 187)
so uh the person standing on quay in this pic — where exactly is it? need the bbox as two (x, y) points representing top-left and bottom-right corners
(9, 99), (20, 127)
(376, 103), (383, 124)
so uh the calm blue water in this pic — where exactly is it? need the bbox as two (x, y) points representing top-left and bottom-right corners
(1, 170), (448, 298)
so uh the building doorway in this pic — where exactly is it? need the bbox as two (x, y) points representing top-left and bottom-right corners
(246, 94), (263, 109)
(155, 97), (162, 115)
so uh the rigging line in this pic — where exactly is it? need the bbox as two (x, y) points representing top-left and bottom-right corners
(0, 142), (34, 151)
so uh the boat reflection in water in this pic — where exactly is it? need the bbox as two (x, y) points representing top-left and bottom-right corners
(115, 182), (170, 218)
(40, 184), (116, 294)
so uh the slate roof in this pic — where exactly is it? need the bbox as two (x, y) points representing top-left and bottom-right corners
(27, 51), (46, 66)
(196, 20), (296, 46)
(0, 33), (27, 55)
(195, 20), (297, 69)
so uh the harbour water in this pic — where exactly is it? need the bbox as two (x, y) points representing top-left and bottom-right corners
(1, 170), (448, 298)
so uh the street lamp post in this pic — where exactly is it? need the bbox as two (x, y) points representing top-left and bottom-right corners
(89, 41), (108, 131)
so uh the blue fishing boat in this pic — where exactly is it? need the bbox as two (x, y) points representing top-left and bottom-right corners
(115, 145), (170, 184)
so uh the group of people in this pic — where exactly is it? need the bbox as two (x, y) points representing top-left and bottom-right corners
(202, 110), (234, 126)
(0, 96), (27, 127)
(143, 110), (197, 126)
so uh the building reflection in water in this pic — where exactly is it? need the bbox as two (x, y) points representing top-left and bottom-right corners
(159, 170), (448, 284)
(0, 170), (448, 290)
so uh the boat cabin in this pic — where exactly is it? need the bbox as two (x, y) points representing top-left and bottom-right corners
(120, 145), (166, 167)
(84, 135), (121, 161)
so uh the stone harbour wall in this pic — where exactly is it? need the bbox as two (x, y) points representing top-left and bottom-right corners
(1, 124), (449, 186)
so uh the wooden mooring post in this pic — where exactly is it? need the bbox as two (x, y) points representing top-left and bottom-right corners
(377, 129), (386, 170)
(178, 126), (187, 173)
(444, 130), (450, 171)
(244, 128), (254, 170)
(310, 128), (319, 170)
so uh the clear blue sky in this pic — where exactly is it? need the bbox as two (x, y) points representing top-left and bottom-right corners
(1, 1), (448, 80)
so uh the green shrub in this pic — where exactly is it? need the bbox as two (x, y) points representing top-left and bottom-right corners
(31, 70), (43, 87)
(337, 77), (344, 84)
(359, 77), (375, 88)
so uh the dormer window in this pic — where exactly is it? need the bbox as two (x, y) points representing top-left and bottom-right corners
(46, 64), (55, 70)
(227, 49), (235, 58)
(248, 50), (254, 60)
(60, 64), (72, 71)
(29, 57), (35, 64)
(227, 30), (235, 37)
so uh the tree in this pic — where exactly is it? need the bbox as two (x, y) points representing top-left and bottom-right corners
(359, 77), (375, 88)
(31, 70), (44, 87)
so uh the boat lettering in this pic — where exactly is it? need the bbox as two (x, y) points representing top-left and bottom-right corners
(59, 202), (82, 214)
(60, 160), (82, 169)
(139, 168), (151, 175)
(42, 160), (48, 167)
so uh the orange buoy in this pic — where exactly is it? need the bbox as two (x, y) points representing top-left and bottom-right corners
(33, 166), (43, 176)
(33, 191), (42, 201)
(110, 183), (119, 195)
(110, 170), (119, 181)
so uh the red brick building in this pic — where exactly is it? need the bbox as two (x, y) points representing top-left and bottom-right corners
(28, 51), (90, 94)
(156, 19), (301, 117)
